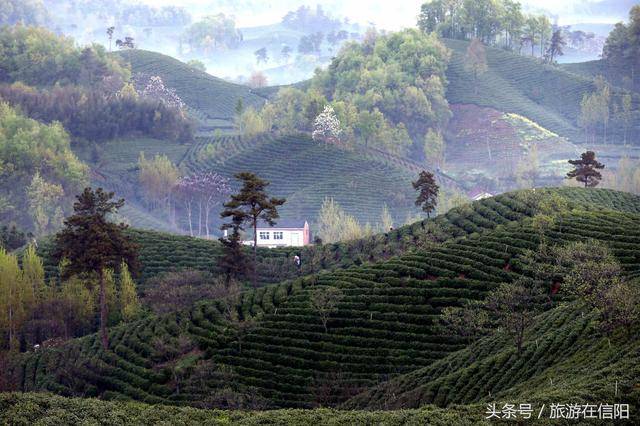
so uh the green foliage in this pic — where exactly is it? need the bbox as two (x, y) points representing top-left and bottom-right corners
(0, 25), (129, 87)
(552, 240), (622, 308)
(412, 171), (440, 217)
(0, 392), (488, 425)
(264, 29), (451, 156)
(0, 83), (194, 144)
(187, 60), (206, 72)
(316, 198), (373, 244)
(53, 187), (139, 348)
(0, 248), (29, 351)
(182, 14), (242, 53)
(221, 172), (286, 287)
(119, 262), (140, 322)
(418, 0), (549, 54)
(0, 225), (27, 251)
(137, 153), (179, 211)
(566, 151), (605, 188)
(0, 102), (88, 232)
(346, 300), (640, 411)
(485, 278), (546, 355)
(26, 172), (65, 237)
(237, 107), (269, 139)
(602, 5), (640, 92)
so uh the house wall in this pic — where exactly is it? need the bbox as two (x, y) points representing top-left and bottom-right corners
(255, 229), (305, 247)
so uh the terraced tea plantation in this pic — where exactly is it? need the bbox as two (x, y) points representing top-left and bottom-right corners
(345, 299), (640, 410)
(14, 198), (640, 409)
(444, 39), (592, 143)
(180, 133), (421, 226)
(34, 188), (640, 287)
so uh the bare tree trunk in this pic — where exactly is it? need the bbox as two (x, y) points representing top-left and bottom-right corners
(205, 201), (210, 239)
(252, 217), (258, 288)
(187, 202), (193, 237)
(99, 269), (109, 350)
(197, 200), (202, 236)
(8, 304), (14, 352)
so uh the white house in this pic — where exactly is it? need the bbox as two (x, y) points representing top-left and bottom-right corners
(244, 220), (311, 248)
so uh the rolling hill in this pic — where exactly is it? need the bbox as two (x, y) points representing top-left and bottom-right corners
(344, 299), (640, 411)
(180, 133), (426, 227)
(33, 189), (640, 286)
(116, 50), (267, 134)
(79, 131), (433, 236)
(105, 42), (640, 235)
(444, 38), (640, 148)
(443, 38), (593, 143)
(10, 189), (640, 412)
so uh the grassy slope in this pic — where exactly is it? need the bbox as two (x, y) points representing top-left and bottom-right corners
(344, 301), (640, 412)
(14, 190), (640, 410)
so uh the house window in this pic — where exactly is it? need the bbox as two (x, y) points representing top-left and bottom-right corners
(259, 231), (270, 240)
(273, 231), (283, 240)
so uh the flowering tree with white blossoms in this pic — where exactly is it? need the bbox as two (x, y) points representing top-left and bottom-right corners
(312, 105), (342, 144)
(132, 73), (186, 110)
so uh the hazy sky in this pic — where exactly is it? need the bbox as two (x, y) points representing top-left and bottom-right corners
(138, 0), (631, 28)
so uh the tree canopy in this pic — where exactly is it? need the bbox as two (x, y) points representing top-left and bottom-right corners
(413, 171), (440, 217)
(0, 25), (129, 87)
(220, 173), (285, 287)
(603, 5), (640, 91)
(566, 151), (605, 188)
(181, 14), (242, 54)
(0, 102), (88, 233)
(262, 29), (451, 158)
(418, 0), (551, 55)
(53, 188), (139, 348)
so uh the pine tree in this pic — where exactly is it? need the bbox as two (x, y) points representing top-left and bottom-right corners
(566, 151), (605, 187)
(53, 188), (139, 349)
(412, 170), (440, 218)
(220, 173), (285, 288)
(218, 218), (248, 284)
